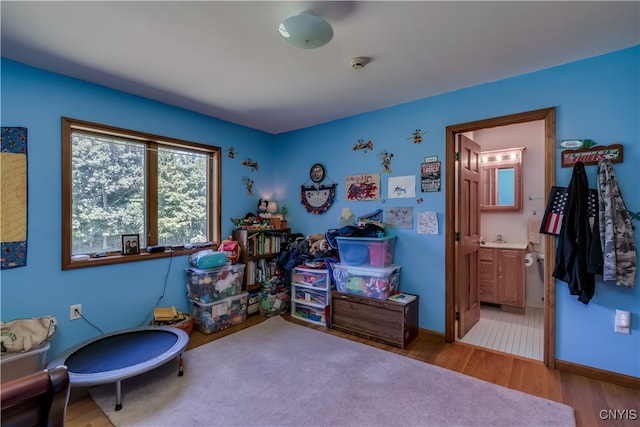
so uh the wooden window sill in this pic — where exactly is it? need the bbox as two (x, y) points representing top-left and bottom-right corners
(63, 247), (215, 270)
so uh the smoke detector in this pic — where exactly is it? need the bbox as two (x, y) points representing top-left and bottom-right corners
(349, 57), (368, 70)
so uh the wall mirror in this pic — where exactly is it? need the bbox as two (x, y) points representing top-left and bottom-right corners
(480, 147), (525, 212)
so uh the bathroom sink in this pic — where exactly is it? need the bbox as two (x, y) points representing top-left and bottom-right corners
(480, 242), (528, 250)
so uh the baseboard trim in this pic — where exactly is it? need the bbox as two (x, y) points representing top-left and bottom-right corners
(421, 327), (640, 389)
(555, 360), (640, 390)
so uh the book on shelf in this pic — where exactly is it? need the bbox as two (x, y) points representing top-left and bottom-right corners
(388, 293), (417, 303)
(246, 261), (256, 284)
(247, 233), (283, 256)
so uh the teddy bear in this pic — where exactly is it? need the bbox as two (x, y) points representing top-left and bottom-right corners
(307, 233), (330, 256)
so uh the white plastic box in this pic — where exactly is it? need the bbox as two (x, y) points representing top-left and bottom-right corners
(185, 263), (245, 303)
(291, 267), (331, 289)
(1, 342), (50, 384)
(335, 236), (397, 267)
(332, 263), (401, 300)
(189, 292), (248, 334)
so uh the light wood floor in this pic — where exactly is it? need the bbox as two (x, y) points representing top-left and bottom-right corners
(65, 313), (639, 427)
(458, 305), (544, 360)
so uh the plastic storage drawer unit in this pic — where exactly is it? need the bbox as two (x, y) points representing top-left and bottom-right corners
(332, 263), (401, 300)
(335, 236), (396, 267)
(1, 342), (50, 384)
(186, 263), (245, 303)
(189, 292), (248, 334)
(291, 267), (330, 289)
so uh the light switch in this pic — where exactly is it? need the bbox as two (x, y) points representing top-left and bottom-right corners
(615, 309), (631, 334)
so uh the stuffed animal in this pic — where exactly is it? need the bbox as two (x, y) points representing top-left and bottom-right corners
(307, 233), (329, 256)
(214, 270), (239, 292)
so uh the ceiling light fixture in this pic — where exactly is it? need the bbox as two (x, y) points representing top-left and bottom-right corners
(278, 12), (333, 49)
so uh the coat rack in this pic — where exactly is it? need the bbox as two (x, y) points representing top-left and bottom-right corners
(561, 143), (623, 168)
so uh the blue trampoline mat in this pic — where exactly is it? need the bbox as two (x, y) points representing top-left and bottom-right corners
(65, 330), (178, 374)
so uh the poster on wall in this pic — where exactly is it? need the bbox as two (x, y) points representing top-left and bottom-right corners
(385, 207), (413, 229)
(421, 161), (441, 192)
(345, 173), (380, 201)
(418, 211), (439, 235)
(388, 175), (416, 199)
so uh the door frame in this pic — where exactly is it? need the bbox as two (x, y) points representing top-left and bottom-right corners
(444, 107), (557, 367)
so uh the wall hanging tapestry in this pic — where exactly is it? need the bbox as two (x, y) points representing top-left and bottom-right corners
(1, 127), (28, 269)
(301, 184), (337, 214)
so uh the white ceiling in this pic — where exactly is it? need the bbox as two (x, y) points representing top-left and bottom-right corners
(2, 1), (638, 134)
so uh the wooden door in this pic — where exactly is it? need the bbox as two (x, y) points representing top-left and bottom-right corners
(456, 134), (481, 338)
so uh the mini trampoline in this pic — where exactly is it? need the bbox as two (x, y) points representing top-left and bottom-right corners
(48, 326), (189, 410)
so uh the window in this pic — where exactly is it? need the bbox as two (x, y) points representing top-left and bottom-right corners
(62, 118), (221, 269)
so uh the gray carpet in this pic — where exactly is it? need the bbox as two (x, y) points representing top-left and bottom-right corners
(91, 316), (575, 427)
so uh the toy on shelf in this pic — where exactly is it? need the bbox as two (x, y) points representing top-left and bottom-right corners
(231, 212), (277, 230)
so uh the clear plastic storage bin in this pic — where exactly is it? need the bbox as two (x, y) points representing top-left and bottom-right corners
(186, 263), (245, 303)
(1, 342), (50, 384)
(259, 291), (290, 317)
(189, 292), (248, 334)
(335, 236), (396, 267)
(332, 263), (401, 300)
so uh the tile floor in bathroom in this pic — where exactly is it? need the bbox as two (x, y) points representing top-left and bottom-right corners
(458, 305), (544, 361)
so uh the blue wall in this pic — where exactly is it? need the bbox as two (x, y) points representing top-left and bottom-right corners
(275, 46), (639, 378)
(1, 59), (276, 356)
(2, 46), (638, 378)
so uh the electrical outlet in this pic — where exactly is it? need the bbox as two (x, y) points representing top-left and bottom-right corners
(70, 304), (82, 320)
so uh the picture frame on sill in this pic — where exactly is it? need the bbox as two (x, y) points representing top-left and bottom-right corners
(122, 234), (140, 255)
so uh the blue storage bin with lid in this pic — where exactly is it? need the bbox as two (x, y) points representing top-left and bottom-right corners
(335, 236), (397, 267)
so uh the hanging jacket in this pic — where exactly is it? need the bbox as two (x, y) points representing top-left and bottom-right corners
(596, 159), (637, 287)
(553, 162), (596, 304)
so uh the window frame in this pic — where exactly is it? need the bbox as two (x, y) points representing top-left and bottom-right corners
(61, 117), (221, 270)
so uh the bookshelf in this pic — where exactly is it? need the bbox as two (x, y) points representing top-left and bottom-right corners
(231, 228), (290, 293)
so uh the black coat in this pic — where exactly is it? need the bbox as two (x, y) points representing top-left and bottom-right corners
(552, 162), (598, 304)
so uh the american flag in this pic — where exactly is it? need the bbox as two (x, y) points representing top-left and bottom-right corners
(540, 186), (597, 236)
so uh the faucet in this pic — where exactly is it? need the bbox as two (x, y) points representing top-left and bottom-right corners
(494, 234), (505, 243)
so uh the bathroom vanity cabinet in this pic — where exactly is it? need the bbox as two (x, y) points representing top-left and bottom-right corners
(478, 246), (525, 313)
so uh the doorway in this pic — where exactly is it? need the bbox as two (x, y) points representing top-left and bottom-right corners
(444, 108), (557, 368)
